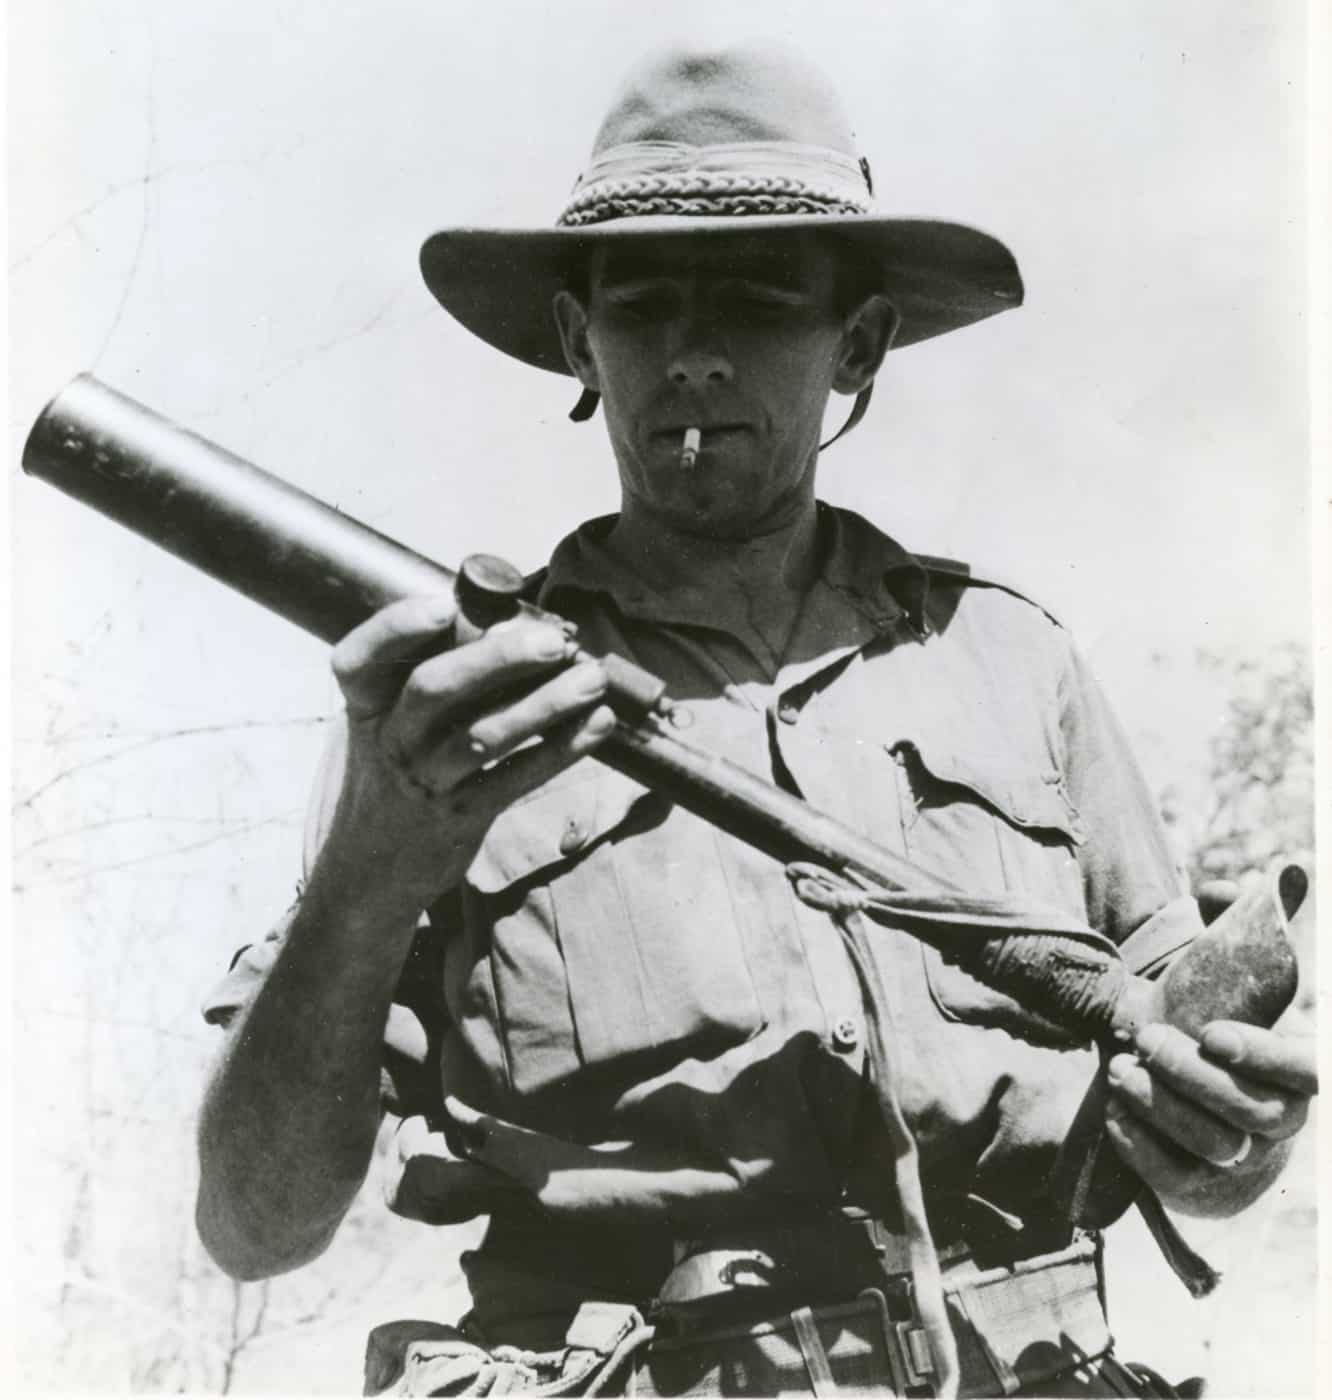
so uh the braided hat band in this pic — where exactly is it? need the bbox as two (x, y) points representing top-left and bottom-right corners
(558, 140), (874, 228)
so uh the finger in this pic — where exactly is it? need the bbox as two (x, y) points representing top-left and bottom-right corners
(443, 1096), (582, 1195)
(415, 660), (610, 790)
(389, 1150), (524, 1223)
(442, 1094), (531, 1163)
(390, 620), (578, 749)
(1104, 1099), (1204, 1199)
(395, 666), (610, 801)
(441, 1095), (493, 1158)
(1199, 1021), (1319, 1098)
(331, 595), (459, 716)
(453, 704), (619, 822)
(1107, 1052), (1254, 1166)
(1134, 1024), (1308, 1140)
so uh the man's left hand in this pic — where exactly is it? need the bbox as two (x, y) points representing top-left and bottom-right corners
(1104, 1018), (1318, 1217)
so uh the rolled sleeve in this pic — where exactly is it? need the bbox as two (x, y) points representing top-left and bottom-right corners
(201, 920), (290, 1029)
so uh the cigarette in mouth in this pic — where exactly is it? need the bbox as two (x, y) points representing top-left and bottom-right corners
(680, 427), (701, 470)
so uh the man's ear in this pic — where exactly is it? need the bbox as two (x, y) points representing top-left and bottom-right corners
(553, 290), (600, 390)
(832, 295), (899, 395)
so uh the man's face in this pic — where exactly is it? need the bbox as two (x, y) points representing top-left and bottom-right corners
(557, 233), (856, 540)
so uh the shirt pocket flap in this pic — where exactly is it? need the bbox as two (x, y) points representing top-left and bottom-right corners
(887, 737), (1089, 1046)
(896, 741), (1085, 846)
(467, 764), (653, 894)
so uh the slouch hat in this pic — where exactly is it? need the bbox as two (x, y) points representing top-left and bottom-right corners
(420, 42), (1023, 375)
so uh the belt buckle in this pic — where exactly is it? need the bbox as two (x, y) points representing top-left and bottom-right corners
(841, 1205), (912, 1274)
(859, 1286), (936, 1396)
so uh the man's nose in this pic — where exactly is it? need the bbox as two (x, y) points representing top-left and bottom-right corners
(666, 311), (734, 388)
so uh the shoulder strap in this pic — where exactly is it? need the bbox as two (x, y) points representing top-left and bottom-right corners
(912, 552), (1065, 629)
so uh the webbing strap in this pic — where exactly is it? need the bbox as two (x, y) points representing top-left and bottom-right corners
(1134, 1192), (1222, 1299)
(948, 1286), (1022, 1396)
(568, 387), (601, 421)
(786, 862), (1128, 1043)
(818, 383), (874, 452)
(569, 382), (875, 447)
(790, 1306), (840, 1397)
(836, 911), (957, 1398)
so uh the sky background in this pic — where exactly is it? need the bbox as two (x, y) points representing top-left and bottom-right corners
(6, 0), (1319, 1392)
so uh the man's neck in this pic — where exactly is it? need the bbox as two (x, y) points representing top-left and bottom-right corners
(604, 496), (822, 668)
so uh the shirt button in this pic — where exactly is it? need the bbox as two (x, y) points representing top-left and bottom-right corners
(776, 700), (799, 725)
(831, 1016), (860, 1052)
(559, 818), (586, 855)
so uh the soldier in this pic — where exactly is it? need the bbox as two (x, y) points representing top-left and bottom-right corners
(196, 43), (1317, 1397)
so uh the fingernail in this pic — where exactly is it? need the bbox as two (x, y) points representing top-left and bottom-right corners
(585, 706), (617, 737)
(575, 663), (608, 697)
(536, 630), (568, 660)
(1201, 1025), (1244, 1063)
(1106, 1054), (1137, 1087)
(444, 1096), (487, 1150)
(1104, 1111), (1135, 1146)
(1135, 1023), (1166, 1060)
(429, 595), (457, 624)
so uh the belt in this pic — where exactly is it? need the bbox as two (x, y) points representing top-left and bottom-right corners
(638, 1235), (1113, 1398)
(368, 1235), (1115, 1397)
(657, 1209), (972, 1323)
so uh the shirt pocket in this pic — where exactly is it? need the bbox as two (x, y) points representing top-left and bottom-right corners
(467, 765), (766, 1093)
(889, 737), (1089, 1046)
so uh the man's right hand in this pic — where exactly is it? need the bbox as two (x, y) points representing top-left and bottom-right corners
(320, 593), (616, 915)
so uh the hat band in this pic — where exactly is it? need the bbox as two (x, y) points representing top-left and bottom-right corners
(557, 140), (873, 228)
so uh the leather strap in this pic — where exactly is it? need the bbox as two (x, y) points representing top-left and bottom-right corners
(568, 387), (601, 421)
(818, 383), (873, 452)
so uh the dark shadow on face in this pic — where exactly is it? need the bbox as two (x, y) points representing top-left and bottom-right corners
(558, 232), (873, 542)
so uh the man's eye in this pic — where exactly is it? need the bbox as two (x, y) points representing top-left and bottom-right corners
(724, 285), (807, 312)
(605, 290), (674, 318)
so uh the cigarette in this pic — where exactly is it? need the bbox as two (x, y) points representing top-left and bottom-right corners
(680, 426), (701, 470)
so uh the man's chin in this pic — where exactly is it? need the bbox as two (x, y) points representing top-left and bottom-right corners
(649, 491), (793, 543)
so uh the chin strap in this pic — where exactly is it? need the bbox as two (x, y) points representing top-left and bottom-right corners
(569, 388), (601, 422)
(818, 382), (874, 452)
(569, 381), (876, 449)
(569, 382), (875, 449)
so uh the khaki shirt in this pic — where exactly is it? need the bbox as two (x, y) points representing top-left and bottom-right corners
(206, 504), (1200, 1283)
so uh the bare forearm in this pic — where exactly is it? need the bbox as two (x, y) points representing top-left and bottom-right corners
(196, 866), (420, 1280)
(195, 598), (614, 1279)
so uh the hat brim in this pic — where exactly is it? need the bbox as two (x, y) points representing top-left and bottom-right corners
(419, 215), (1023, 374)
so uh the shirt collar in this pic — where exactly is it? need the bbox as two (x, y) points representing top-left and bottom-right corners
(538, 503), (933, 636)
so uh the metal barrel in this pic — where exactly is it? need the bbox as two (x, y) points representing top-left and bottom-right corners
(20, 374), (1306, 1068)
(22, 375), (458, 645)
(20, 375), (942, 891)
